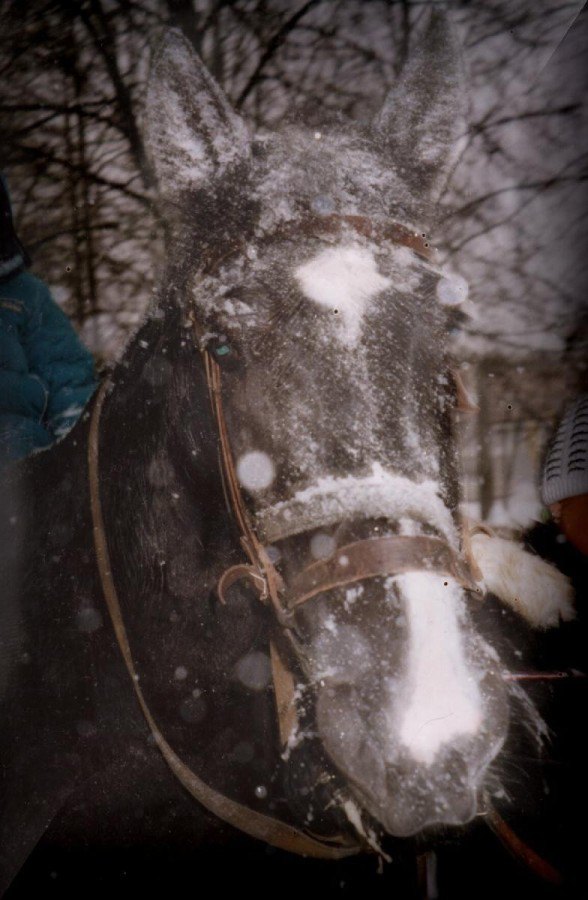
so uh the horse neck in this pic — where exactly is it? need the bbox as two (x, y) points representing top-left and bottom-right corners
(98, 306), (235, 613)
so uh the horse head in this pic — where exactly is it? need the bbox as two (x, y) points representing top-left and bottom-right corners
(142, 15), (511, 841)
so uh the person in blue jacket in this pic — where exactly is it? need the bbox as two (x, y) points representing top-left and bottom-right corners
(0, 175), (98, 465)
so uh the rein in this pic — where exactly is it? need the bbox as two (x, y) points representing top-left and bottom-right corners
(88, 378), (359, 859)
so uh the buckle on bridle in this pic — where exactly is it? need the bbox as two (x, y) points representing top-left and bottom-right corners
(217, 563), (268, 605)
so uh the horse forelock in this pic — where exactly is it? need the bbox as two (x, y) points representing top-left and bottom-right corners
(250, 123), (423, 231)
(167, 117), (432, 264)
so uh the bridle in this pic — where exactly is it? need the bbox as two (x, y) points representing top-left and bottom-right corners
(87, 212), (562, 879)
(204, 342), (479, 619)
(201, 213), (477, 614)
(88, 378), (360, 859)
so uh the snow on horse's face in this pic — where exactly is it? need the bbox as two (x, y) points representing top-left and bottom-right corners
(144, 22), (510, 837)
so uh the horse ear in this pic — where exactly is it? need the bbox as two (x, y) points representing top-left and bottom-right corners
(375, 11), (466, 202)
(144, 30), (251, 200)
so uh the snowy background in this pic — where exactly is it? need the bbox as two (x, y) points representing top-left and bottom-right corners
(1, 0), (586, 527)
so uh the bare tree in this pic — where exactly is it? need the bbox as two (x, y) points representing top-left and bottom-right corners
(1, 0), (586, 521)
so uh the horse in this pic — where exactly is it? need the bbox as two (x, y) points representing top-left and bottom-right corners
(0, 12), (577, 897)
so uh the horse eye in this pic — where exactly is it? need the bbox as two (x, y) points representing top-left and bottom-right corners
(213, 342), (231, 358)
(207, 335), (241, 369)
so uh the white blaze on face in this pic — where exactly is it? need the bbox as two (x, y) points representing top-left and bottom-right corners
(393, 572), (483, 766)
(294, 246), (392, 346)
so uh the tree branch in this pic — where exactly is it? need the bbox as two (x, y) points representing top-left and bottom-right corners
(235, 0), (322, 108)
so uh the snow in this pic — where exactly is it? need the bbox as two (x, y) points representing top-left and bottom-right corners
(311, 624), (371, 684)
(391, 573), (483, 766)
(344, 585), (363, 609)
(257, 462), (456, 545)
(236, 450), (276, 492)
(294, 246), (392, 347)
(323, 614), (338, 635)
(147, 29), (250, 196)
(310, 194), (335, 215)
(52, 405), (85, 438)
(253, 124), (421, 236)
(53, 404), (84, 421)
(342, 798), (391, 861)
(154, 89), (214, 184)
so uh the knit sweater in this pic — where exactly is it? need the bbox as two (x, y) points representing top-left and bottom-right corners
(541, 395), (588, 505)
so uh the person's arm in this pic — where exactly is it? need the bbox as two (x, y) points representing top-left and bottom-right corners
(0, 287), (53, 461)
(23, 278), (97, 439)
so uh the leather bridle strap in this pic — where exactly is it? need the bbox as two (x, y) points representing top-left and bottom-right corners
(268, 214), (438, 262)
(203, 351), (290, 625)
(287, 534), (479, 607)
(483, 795), (562, 885)
(88, 378), (359, 859)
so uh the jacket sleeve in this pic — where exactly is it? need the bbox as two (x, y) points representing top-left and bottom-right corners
(0, 290), (52, 462)
(24, 279), (97, 438)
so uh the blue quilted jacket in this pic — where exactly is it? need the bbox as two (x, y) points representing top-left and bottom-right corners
(0, 270), (97, 465)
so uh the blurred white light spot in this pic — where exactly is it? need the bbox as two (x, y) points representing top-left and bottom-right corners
(311, 195), (334, 214)
(233, 741), (255, 763)
(436, 274), (468, 306)
(76, 720), (97, 738)
(76, 607), (103, 633)
(174, 666), (188, 681)
(310, 532), (336, 559)
(235, 651), (272, 691)
(265, 544), (282, 564)
(236, 451), (275, 492)
(255, 785), (268, 799)
(179, 695), (207, 723)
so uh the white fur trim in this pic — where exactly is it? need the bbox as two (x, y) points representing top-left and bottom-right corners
(470, 534), (575, 629)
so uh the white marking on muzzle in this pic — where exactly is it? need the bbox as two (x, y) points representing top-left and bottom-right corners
(392, 572), (483, 766)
